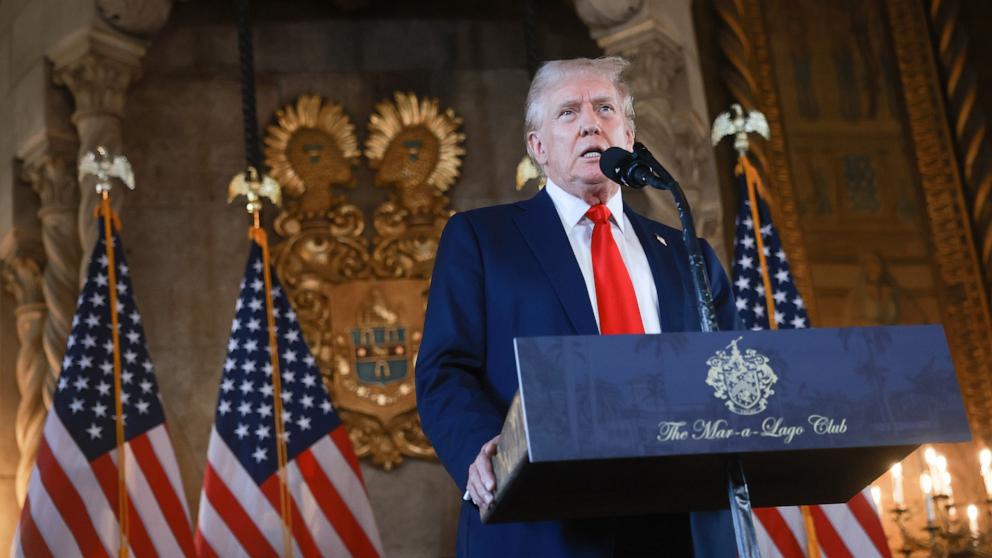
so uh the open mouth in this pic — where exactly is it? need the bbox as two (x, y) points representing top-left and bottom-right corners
(580, 147), (604, 159)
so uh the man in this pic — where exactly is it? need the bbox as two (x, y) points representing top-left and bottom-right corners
(416, 57), (738, 557)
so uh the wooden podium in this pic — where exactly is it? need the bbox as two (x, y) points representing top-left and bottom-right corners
(482, 325), (971, 525)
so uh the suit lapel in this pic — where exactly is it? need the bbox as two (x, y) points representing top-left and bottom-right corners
(512, 189), (599, 335)
(624, 205), (686, 332)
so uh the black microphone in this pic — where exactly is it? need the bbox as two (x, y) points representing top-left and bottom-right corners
(599, 146), (676, 191)
(599, 147), (659, 190)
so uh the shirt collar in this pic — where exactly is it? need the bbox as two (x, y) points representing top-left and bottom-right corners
(544, 178), (625, 233)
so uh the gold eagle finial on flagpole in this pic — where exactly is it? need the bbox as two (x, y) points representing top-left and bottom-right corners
(227, 166), (282, 215)
(79, 146), (136, 194)
(711, 103), (770, 155)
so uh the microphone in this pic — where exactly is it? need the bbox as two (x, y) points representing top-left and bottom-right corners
(598, 145), (677, 190)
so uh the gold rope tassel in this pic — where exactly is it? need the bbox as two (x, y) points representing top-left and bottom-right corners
(249, 219), (294, 558)
(737, 155), (821, 558)
(99, 194), (129, 558)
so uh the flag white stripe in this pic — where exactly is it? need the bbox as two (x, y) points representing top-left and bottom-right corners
(753, 513), (786, 558)
(819, 504), (882, 558)
(147, 425), (192, 522)
(195, 494), (246, 558)
(286, 456), (350, 557)
(24, 459), (85, 558)
(44, 415), (123, 556)
(10, 522), (23, 558)
(309, 434), (383, 553)
(781, 506), (807, 549)
(120, 439), (184, 557)
(202, 428), (302, 557)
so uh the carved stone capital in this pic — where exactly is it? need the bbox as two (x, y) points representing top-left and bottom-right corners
(98, 0), (173, 37)
(48, 28), (143, 274)
(1, 257), (44, 307)
(22, 144), (80, 213)
(0, 231), (45, 306)
(49, 28), (145, 123)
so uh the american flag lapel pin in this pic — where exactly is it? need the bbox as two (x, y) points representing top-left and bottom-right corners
(655, 234), (667, 247)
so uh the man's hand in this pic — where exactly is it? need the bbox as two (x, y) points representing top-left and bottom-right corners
(465, 435), (500, 509)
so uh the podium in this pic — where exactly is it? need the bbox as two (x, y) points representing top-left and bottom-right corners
(482, 325), (970, 527)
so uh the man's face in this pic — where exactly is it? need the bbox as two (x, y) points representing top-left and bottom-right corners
(527, 73), (634, 201)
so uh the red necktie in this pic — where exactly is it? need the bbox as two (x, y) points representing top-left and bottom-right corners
(586, 204), (644, 335)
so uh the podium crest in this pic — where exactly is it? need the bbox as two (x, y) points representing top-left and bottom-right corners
(705, 337), (778, 415)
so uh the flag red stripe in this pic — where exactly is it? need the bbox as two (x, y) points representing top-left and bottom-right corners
(330, 426), (364, 482)
(91, 453), (158, 558)
(847, 493), (891, 557)
(193, 531), (220, 558)
(18, 498), (55, 558)
(130, 434), (195, 556)
(260, 474), (321, 557)
(810, 505), (853, 558)
(202, 462), (280, 558)
(753, 508), (805, 558)
(296, 448), (380, 558)
(36, 438), (110, 558)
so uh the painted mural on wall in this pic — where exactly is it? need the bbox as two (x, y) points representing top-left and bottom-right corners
(263, 93), (465, 469)
(762, 0), (939, 326)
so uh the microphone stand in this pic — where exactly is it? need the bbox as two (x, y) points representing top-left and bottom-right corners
(636, 173), (717, 333)
(636, 171), (762, 558)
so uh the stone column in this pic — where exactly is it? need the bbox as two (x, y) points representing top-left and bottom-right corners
(0, 235), (47, 506)
(21, 138), (81, 401)
(575, 0), (728, 262)
(48, 29), (145, 279)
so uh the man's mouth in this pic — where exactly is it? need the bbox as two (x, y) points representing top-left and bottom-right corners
(580, 147), (604, 159)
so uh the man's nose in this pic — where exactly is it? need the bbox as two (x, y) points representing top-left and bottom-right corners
(579, 120), (601, 136)
(578, 107), (601, 136)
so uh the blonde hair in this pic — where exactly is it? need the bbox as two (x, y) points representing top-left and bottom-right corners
(524, 57), (636, 170)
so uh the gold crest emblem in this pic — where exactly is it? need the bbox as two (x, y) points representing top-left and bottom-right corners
(266, 93), (465, 469)
(705, 337), (778, 416)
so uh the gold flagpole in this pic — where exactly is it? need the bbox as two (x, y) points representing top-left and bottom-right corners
(715, 105), (820, 558)
(79, 146), (136, 558)
(100, 192), (129, 558)
(229, 167), (293, 558)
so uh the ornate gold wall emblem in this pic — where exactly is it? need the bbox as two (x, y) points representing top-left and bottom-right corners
(365, 92), (465, 278)
(265, 93), (464, 469)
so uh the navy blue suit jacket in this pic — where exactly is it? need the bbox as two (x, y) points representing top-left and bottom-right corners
(416, 188), (739, 557)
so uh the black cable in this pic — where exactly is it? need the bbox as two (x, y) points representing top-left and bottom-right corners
(521, 0), (540, 77)
(236, 0), (262, 174)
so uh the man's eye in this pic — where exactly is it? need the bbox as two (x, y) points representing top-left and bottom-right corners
(599, 105), (615, 112)
(559, 110), (574, 118)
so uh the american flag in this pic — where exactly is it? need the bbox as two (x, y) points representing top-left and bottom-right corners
(12, 217), (195, 557)
(194, 241), (383, 557)
(731, 164), (891, 558)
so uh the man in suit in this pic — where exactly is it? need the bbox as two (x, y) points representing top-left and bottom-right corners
(416, 57), (738, 557)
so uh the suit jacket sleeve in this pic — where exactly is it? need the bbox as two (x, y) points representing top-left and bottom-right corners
(416, 212), (506, 492)
(702, 238), (743, 332)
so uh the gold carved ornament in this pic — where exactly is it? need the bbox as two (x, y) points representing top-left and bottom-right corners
(265, 93), (465, 469)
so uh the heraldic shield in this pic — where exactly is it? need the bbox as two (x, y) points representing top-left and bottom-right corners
(265, 93), (465, 469)
(705, 337), (779, 416)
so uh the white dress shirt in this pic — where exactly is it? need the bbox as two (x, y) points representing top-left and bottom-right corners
(544, 179), (662, 334)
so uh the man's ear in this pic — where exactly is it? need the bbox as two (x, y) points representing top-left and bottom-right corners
(624, 127), (635, 148)
(527, 132), (547, 165)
